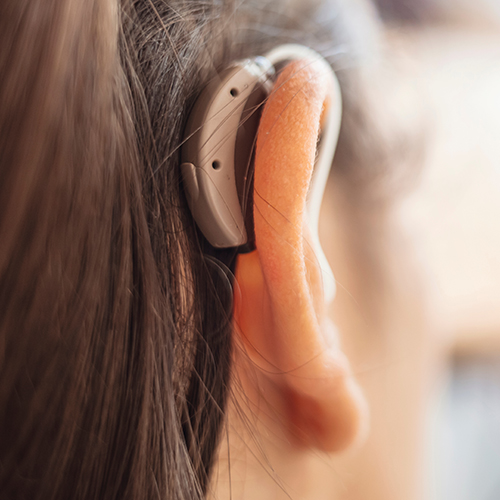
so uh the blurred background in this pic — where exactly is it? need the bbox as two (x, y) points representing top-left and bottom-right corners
(372, 0), (500, 498)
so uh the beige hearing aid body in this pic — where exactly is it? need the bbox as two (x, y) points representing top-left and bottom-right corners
(181, 44), (342, 287)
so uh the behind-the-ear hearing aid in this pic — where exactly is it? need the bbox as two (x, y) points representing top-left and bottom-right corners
(181, 44), (342, 252)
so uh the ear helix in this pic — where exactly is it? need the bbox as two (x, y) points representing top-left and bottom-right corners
(234, 58), (366, 451)
(263, 44), (342, 303)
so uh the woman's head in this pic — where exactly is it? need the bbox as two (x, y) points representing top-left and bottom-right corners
(0, 1), (408, 498)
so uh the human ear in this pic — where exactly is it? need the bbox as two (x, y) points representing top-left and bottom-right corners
(233, 59), (368, 453)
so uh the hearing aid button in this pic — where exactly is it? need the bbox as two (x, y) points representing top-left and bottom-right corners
(181, 162), (199, 202)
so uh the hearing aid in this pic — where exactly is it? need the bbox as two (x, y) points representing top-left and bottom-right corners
(181, 44), (342, 252)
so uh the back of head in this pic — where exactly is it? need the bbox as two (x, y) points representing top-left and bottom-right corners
(0, 1), (391, 498)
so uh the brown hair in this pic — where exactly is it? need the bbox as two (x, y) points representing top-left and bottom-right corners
(0, 0), (401, 498)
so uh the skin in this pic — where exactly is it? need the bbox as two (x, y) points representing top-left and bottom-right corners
(211, 56), (438, 500)
(233, 59), (368, 453)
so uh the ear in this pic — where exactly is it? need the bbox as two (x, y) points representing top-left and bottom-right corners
(234, 59), (368, 452)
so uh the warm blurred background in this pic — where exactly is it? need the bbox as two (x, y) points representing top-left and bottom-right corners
(374, 0), (500, 498)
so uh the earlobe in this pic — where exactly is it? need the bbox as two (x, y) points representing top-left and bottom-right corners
(234, 59), (368, 452)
